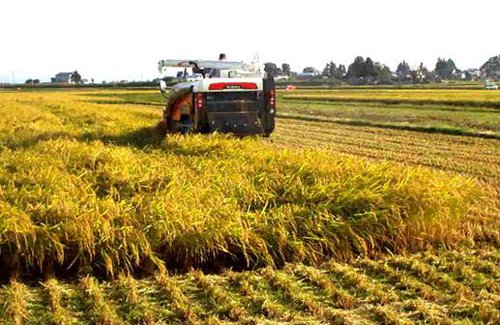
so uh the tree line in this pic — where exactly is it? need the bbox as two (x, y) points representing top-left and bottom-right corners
(264, 54), (500, 84)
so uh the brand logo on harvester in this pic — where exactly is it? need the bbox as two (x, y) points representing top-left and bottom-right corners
(209, 82), (258, 90)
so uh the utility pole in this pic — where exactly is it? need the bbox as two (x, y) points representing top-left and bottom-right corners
(11, 71), (15, 84)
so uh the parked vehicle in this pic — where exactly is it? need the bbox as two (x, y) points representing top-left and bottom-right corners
(484, 80), (498, 90)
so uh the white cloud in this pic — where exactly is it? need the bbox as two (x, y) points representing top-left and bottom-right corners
(1, 0), (499, 82)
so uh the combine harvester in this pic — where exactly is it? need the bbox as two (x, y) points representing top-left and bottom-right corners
(157, 58), (276, 137)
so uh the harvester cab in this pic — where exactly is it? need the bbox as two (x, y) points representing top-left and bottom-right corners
(157, 59), (276, 137)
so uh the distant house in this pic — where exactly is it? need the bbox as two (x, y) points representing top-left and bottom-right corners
(295, 72), (317, 80)
(274, 75), (290, 82)
(51, 72), (73, 84)
(459, 69), (483, 81)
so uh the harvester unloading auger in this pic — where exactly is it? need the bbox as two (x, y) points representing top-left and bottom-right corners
(156, 59), (276, 138)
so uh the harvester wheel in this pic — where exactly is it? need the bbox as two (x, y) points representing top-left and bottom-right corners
(166, 89), (194, 135)
(169, 114), (194, 134)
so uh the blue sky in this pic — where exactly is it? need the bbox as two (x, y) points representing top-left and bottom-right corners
(1, 0), (499, 83)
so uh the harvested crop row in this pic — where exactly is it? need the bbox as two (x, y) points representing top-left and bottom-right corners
(272, 117), (500, 220)
(273, 118), (500, 182)
(281, 88), (500, 108)
(1, 248), (498, 324)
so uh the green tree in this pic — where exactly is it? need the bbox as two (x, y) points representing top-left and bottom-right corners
(414, 62), (430, 83)
(281, 63), (291, 76)
(480, 55), (500, 79)
(365, 57), (375, 78)
(336, 64), (346, 80)
(322, 63), (329, 77)
(396, 61), (412, 81)
(264, 62), (279, 76)
(71, 70), (82, 84)
(347, 56), (366, 79)
(347, 57), (393, 84)
(322, 61), (338, 78)
(373, 62), (392, 84)
(329, 62), (337, 78)
(435, 58), (456, 80)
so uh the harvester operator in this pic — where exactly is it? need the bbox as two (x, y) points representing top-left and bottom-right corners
(208, 53), (227, 78)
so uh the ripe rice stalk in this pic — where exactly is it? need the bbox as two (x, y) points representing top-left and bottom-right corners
(354, 259), (445, 302)
(365, 304), (413, 325)
(0, 90), (496, 279)
(387, 257), (474, 299)
(443, 249), (500, 279)
(448, 298), (500, 324)
(419, 250), (500, 294)
(260, 266), (356, 324)
(0, 280), (30, 325)
(325, 262), (398, 304)
(191, 270), (251, 322)
(1, 134), (482, 276)
(42, 278), (76, 325)
(80, 276), (123, 325)
(401, 299), (451, 325)
(292, 264), (358, 309)
(154, 272), (199, 324)
(113, 274), (156, 324)
(225, 270), (294, 321)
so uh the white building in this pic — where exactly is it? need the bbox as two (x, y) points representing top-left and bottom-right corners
(51, 72), (73, 84)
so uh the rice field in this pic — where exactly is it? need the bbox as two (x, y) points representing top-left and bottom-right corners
(0, 247), (498, 324)
(281, 89), (500, 107)
(0, 88), (498, 324)
(81, 89), (500, 189)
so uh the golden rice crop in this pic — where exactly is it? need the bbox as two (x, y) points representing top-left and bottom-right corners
(0, 135), (482, 277)
(282, 89), (500, 107)
(0, 90), (487, 278)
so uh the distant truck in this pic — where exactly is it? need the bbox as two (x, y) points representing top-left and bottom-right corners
(157, 59), (276, 137)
